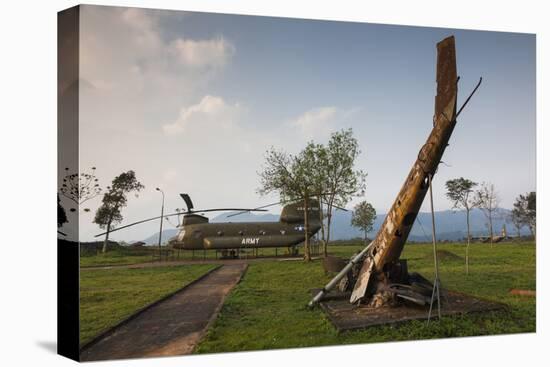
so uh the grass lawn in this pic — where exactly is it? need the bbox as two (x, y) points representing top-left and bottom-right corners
(79, 246), (312, 267)
(80, 252), (155, 267)
(196, 242), (535, 353)
(79, 264), (217, 345)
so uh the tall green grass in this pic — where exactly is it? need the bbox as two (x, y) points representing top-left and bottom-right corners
(196, 242), (535, 353)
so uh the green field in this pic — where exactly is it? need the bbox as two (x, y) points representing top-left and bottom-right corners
(79, 245), (322, 267)
(196, 242), (536, 353)
(80, 252), (156, 267)
(79, 264), (217, 345)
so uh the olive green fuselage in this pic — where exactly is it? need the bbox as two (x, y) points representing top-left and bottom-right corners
(169, 220), (321, 250)
(168, 200), (322, 250)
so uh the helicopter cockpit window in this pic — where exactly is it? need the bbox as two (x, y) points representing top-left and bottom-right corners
(238, 230), (244, 236)
(217, 230), (224, 236)
(177, 230), (185, 241)
(280, 230), (286, 235)
(259, 230), (266, 235)
(193, 230), (202, 239)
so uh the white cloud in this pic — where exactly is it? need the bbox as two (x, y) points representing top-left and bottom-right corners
(162, 169), (178, 182)
(289, 106), (337, 138)
(287, 106), (363, 140)
(80, 6), (235, 94)
(171, 37), (235, 68)
(121, 7), (157, 30)
(163, 95), (243, 135)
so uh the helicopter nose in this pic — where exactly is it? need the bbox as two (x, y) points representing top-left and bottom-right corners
(168, 236), (187, 249)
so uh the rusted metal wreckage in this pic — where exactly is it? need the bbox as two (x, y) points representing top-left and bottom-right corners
(310, 36), (483, 310)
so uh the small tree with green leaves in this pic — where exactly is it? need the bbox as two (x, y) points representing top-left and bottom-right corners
(513, 191), (536, 237)
(445, 177), (478, 274)
(321, 129), (367, 253)
(351, 201), (376, 244)
(94, 171), (144, 253)
(258, 147), (317, 261)
(302, 142), (330, 257)
(508, 210), (523, 239)
(475, 182), (500, 246)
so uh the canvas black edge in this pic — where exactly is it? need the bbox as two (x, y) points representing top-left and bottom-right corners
(57, 5), (81, 362)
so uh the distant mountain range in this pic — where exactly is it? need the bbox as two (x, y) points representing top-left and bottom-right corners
(141, 208), (529, 245)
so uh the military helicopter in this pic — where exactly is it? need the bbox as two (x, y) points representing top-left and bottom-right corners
(95, 193), (327, 257)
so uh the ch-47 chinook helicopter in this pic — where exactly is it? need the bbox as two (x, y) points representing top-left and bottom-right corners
(95, 193), (325, 257)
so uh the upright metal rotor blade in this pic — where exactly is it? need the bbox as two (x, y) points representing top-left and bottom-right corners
(179, 193), (194, 211)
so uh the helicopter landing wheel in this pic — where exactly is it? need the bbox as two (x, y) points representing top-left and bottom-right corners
(287, 246), (299, 256)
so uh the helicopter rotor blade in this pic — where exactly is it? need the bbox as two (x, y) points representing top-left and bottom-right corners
(323, 201), (348, 212)
(226, 202), (282, 218)
(226, 198), (312, 218)
(94, 212), (183, 237)
(179, 193), (194, 211)
(189, 208), (268, 214)
(93, 208), (268, 237)
(227, 194), (349, 219)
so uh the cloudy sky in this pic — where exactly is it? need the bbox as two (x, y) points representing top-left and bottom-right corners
(65, 5), (536, 242)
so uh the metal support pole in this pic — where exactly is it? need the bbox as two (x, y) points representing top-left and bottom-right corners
(308, 241), (374, 308)
(427, 174), (442, 323)
(155, 188), (165, 262)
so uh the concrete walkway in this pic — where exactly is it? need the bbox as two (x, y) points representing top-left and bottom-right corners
(80, 264), (247, 361)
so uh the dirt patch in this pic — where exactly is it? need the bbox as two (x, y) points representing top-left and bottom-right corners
(80, 264), (247, 361)
(509, 289), (536, 297)
(316, 289), (505, 331)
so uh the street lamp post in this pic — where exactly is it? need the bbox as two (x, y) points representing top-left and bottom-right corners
(156, 187), (165, 262)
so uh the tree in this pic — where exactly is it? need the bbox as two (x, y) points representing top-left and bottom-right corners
(321, 129), (367, 253)
(508, 209), (524, 239)
(512, 191), (536, 237)
(258, 147), (317, 261)
(303, 142), (330, 257)
(94, 171), (144, 253)
(59, 166), (102, 212)
(445, 177), (478, 274)
(57, 194), (68, 228)
(475, 182), (500, 246)
(351, 201), (376, 243)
